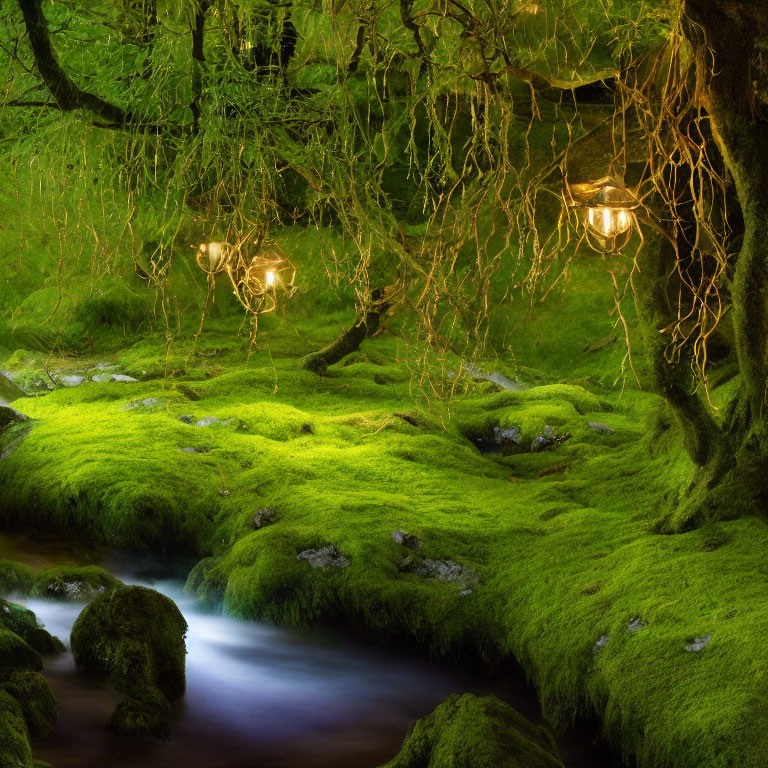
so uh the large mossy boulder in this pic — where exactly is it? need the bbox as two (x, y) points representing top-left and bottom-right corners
(0, 560), (35, 598)
(30, 565), (121, 602)
(70, 586), (187, 740)
(381, 694), (565, 768)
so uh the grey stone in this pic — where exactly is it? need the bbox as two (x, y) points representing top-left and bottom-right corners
(110, 374), (139, 383)
(179, 415), (194, 424)
(459, 589), (474, 597)
(465, 364), (523, 391)
(594, 634), (610, 653)
(296, 545), (350, 569)
(195, 417), (224, 427)
(588, 421), (614, 435)
(493, 426), (521, 450)
(686, 634), (712, 652)
(218, 489), (230, 497)
(531, 426), (571, 453)
(252, 508), (277, 529)
(627, 617), (647, 633)
(92, 374), (111, 383)
(179, 447), (211, 454)
(60, 375), (85, 387)
(194, 417), (236, 428)
(401, 557), (479, 587)
(124, 398), (164, 411)
(391, 530), (423, 550)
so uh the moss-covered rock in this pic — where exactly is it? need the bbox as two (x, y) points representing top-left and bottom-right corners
(30, 566), (122, 602)
(70, 586), (187, 740)
(0, 600), (64, 656)
(106, 686), (171, 740)
(0, 561), (35, 598)
(0, 670), (58, 739)
(0, 629), (42, 673)
(0, 601), (60, 767)
(380, 694), (564, 768)
(0, 689), (33, 767)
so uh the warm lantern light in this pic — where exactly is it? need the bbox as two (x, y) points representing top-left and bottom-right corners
(564, 177), (639, 254)
(193, 239), (297, 325)
(194, 241), (232, 275)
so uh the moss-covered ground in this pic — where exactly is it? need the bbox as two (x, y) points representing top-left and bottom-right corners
(0, 296), (765, 768)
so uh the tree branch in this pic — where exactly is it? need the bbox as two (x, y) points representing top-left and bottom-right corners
(17, 0), (132, 124)
(301, 288), (391, 374)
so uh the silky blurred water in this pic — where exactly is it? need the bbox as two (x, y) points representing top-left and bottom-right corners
(0, 533), (616, 767)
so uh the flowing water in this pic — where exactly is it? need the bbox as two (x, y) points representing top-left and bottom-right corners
(0, 533), (618, 768)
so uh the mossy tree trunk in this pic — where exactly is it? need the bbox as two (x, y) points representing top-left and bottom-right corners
(632, 233), (725, 468)
(302, 288), (391, 374)
(643, 0), (768, 530)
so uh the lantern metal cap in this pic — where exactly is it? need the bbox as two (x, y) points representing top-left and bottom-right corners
(563, 176), (639, 211)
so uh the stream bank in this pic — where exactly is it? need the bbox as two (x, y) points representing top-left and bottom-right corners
(1, 532), (617, 768)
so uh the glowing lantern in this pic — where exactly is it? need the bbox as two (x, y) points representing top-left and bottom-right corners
(193, 239), (297, 332)
(564, 177), (639, 254)
(194, 241), (233, 275)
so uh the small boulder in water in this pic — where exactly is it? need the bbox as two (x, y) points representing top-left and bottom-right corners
(71, 585), (187, 740)
(0, 599), (64, 656)
(381, 693), (564, 768)
(30, 566), (122, 602)
(0, 560), (35, 597)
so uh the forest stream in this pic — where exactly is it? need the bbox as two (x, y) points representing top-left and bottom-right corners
(0, 532), (616, 768)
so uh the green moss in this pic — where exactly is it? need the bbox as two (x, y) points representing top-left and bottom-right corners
(0, 325), (763, 767)
(381, 694), (564, 768)
(0, 671), (57, 739)
(0, 601), (64, 656)
(0, 630), (42, 673)
(30, 566), (121, 602)
(71, 586), (187, 739)
(0, 689), (32, 768)
(106, 687), (171, 741)
(0, 562), (34, 598)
